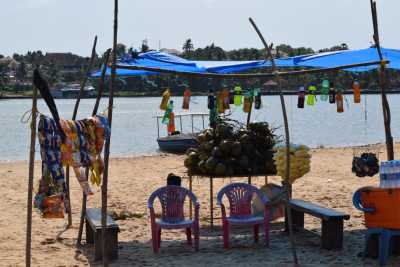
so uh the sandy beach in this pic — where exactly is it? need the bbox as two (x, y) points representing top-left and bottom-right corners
(1, 144), (399, 267)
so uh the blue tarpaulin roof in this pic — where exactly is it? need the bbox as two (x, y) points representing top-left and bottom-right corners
(91, 47), (400, 77)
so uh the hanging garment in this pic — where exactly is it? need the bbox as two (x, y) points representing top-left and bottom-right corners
(35, 115), (67, 218)
(297, 86), (306, 108)
(307, 85), (317, 106)
(182, 88), (191, 109)
(234, 86), (242, 106)
(160, 89), (171, 110)
(353, 80), (361, 103)
(321, 80), (329, 101)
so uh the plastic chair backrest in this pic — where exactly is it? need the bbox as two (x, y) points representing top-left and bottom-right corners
(148, 186), (197, 223)
(217, 183), (268, 217)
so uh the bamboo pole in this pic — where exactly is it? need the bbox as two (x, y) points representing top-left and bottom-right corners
(76, 49), (112, 246)
(101, 0), (118, 265)
(26, 86), (38, 267)
(115, 60), (387, 79)
(64, 36), (98, 227)
(249, 17), (299, 266)
(370, 0), (394, 160)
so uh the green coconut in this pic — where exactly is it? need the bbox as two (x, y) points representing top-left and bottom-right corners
(231, 142), (242, 157)
(214, 163), (226, 176)
(205, 157), (218, 172)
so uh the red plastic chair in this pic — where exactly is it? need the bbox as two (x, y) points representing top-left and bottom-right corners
(147, 185), (200, 253)
(217, 183), (270, 249)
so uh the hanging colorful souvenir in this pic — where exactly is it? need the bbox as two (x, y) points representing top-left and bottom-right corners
(352, 80), (361, 104)
(297, 86), (306, 108)
(207, 90), (215, 110)
(160, 88), (171, 110)
(182, 88), (191, 109)
(209, 96), (218, 127)
(168, 112), (176, 135)
(321, 80), (329, 101)
(162, 100), (173, 124)
(329, 82), (336, 104)
(336, 89), (344, 113)
(222, 88), (230, 110)
(243, 94), (252, 113)
(229, 89), (234, 104)
(217, 91), (225, 114)
(234, 86), (242, 106)
(254, 88), (262, 109)
(307, 85), (317, 106)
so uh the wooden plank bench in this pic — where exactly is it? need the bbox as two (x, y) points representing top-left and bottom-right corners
(287, 199), (350, 250)
(85, 208), (120, 261)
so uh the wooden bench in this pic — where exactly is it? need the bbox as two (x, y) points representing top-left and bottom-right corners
(286, 199), (350, 250)
(85, 208), (119, 261)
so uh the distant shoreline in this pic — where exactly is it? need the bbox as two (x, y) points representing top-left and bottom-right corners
(1, 89), (400, 99)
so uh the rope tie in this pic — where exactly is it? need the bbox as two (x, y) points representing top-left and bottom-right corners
(21, 107), (41, 124)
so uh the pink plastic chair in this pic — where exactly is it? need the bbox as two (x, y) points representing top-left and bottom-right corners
(217, 183), (270, 249)
(147, 185), (200, 253)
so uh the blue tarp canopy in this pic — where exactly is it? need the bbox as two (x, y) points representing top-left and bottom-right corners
(276, 47), (400, 72)
(91, 47), (400, 77)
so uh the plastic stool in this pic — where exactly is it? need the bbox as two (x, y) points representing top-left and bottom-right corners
(364, 228), (400, 266)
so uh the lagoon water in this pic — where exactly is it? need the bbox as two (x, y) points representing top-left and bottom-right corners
(1, 95), (400, 161)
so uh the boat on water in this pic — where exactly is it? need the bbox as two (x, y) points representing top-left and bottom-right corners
(155, 112), (209, 153)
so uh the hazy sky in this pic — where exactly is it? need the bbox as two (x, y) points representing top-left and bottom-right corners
(1, 0), (398, 57)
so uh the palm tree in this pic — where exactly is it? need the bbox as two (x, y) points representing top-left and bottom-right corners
(183, 39), (194, 52)
(182, 39), (194, 57)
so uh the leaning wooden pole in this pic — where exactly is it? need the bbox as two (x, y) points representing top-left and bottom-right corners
(64, 35), (98, 227)
(249, 17), (299, 266)
(370, 0), (394, 160)
(102, 0), (118, 265)
(25, 85), (38, 267)
(77, 49), (112, 246)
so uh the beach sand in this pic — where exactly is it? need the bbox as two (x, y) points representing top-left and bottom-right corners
(1, 144), (399, 266)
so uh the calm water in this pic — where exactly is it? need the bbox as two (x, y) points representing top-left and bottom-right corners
(1, 95), (399, 161)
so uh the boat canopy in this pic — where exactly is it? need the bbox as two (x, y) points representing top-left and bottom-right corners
(91, 47), (400, 77)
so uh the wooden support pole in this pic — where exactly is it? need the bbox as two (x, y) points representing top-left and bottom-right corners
(102, 0), (118, 265)
(370, 0), (394, 160)
(77, 49), (112, 246)
(26, 86), (38, 267)
(249, 17), (299, 266)
(64, 35), (98, 228)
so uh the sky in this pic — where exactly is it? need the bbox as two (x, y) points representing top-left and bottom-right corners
(1, 0), (399, 57)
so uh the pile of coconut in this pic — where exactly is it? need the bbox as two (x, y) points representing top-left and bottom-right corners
(184, 121), (279, 176)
